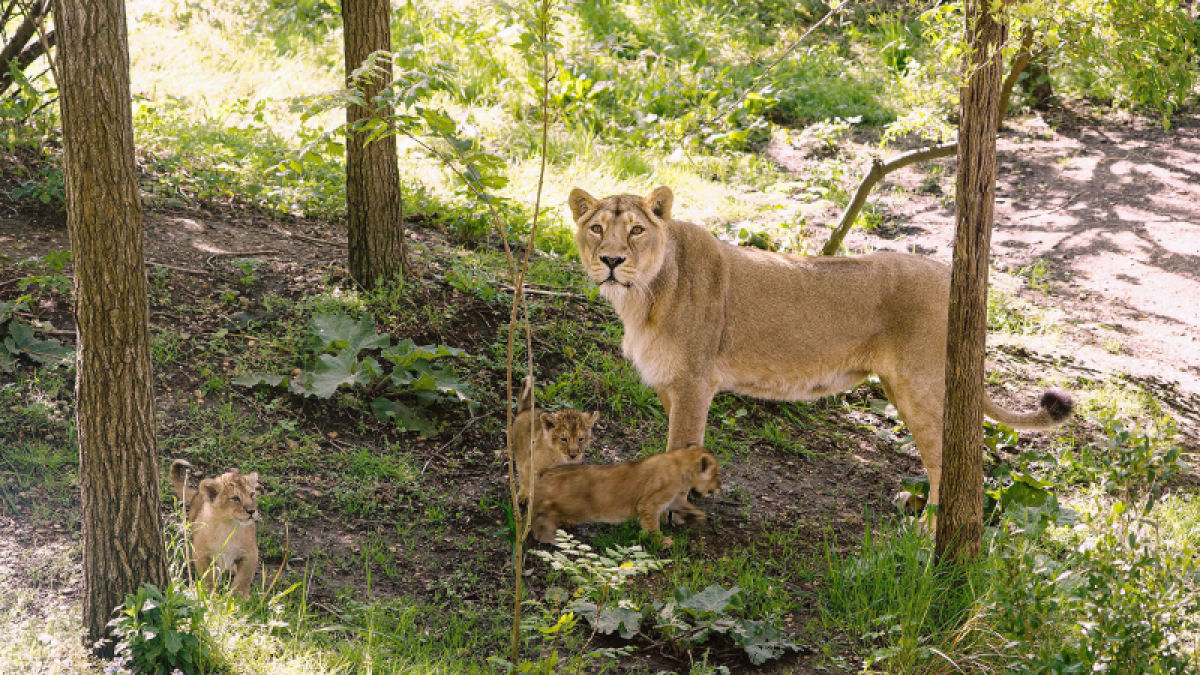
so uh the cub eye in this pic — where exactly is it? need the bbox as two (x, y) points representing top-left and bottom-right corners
(590, 223), (602, 234)
(231, 495), (241, 503)
(560, 437), (568, 443)
(630, 225), (645, 235)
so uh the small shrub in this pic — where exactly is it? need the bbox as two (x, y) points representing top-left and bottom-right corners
(233, 311), (471, 436)
(107, 582), (224, 674)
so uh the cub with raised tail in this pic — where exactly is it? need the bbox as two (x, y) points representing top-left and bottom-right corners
(169, 459), (261, 599)
(509, 376), (599, 504)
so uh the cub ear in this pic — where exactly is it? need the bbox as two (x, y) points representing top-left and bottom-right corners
(587, 410), (600, 426)
(698, 454), (716, 475)
(245, 472), (260, 488)
(568, 188), (598, 222)
(538, 411), (556, 431)
(644, 186), (673, 221)
(200, 478), (221, 502)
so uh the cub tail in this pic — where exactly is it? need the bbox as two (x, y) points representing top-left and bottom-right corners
(169, 459), (196, 501)
(983, 387), (1074, 431)
(517, 376), (535, 414)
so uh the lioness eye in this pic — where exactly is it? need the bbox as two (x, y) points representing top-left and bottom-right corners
(590, 223), (602, 234)
(630, 225), (645, 235)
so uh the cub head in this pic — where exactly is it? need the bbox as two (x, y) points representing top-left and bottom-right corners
(539, 409), (600, 462)
(569, 186), (673, 303)
(199, 469), (261, 523)
(684, 445), (721, 497)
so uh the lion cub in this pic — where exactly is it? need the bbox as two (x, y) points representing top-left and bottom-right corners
(510, 377), (599, 504)
(531, 444), (721, 547)
(169, 459), (261, 599)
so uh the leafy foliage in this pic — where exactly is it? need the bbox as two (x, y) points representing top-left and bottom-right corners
(0, 300), (73, 372)
(530, 532), (799, 666)
(107, 583), (224, 675)
(233, 311), (470, 436)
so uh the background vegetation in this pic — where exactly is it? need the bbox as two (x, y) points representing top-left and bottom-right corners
(2, 0), (1198, 671)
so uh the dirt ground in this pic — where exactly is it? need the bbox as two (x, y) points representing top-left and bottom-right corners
(771, 108), (1200, 447)
(2, 106), (1199, 671)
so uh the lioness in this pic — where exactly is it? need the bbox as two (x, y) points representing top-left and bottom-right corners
(531, 444), (721, 547)
(169, 459), (261, 599)
(510, 376), (599, 504)
(569, 186), (1072, 516)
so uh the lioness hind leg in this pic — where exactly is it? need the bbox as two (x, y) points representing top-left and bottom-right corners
(879, 375), (943, 532)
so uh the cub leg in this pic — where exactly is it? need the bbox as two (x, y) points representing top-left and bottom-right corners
(194, 553), (216, 590)
(636, 502), (672, 548)
(532, 514), (559, 543)
(232, 549), (258, 600)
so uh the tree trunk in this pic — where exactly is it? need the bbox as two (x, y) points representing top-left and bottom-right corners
(343, 0), (405, 288)
(935, 0), (1007, 563)
(52, 0), (168, 648)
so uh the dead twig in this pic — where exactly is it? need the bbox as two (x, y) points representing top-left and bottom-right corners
(1016, 190), (1085, 221)
(146, 260), (208, 276)
(500, 284), (588, 301)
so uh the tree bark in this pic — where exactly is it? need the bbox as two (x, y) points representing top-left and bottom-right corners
(343, 0), (405, 288)
(936, 0), (1007, 562)
(52, 0), (168, 648)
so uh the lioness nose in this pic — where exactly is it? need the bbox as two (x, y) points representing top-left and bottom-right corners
(599, 254), (625, 270)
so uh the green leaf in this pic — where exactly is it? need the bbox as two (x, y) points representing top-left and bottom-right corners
(310, 313), (390, 354)
(295, 349), (374, 398)
(3, 319), (74, 367)
(677, 584), (741, 615)
(163, 630), (182, 655)
(372, 397), (438, 437)
(232, 373), (286, 388)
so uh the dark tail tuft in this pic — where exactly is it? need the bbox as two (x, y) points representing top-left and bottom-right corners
(1040, 388), (1074, 422)
(517, 376), (535, 414)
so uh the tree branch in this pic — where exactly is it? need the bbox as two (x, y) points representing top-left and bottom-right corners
(819, 25), (1034, 256)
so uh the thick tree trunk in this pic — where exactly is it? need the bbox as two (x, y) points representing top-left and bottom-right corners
(343, 0), (405, 288)
(936, 0), (1007, 563)
(52, 0), (168, 647)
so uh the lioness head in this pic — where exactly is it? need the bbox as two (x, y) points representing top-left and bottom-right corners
(569, 186), (673, 303)
(685, 445), (722, 497)
(200, 470), (261, 523)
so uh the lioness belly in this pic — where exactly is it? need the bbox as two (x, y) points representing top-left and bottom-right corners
(718, 366), (871, 402)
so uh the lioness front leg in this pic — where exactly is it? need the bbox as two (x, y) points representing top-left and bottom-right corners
(660, 382), (714, 451)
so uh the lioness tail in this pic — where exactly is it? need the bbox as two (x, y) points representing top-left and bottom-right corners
(984, 387), (1074, 431)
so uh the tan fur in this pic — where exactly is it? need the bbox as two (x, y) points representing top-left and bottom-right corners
(569, 186), (1073, 519)
(169, 459), (261, 599)
(509, 376), (600, 504)
(531, 444), (721, 547)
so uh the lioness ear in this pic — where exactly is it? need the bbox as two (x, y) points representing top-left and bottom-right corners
(200, 478), (221, 502)
(644, 186), (673, 221)
(568, 188), (598, 222)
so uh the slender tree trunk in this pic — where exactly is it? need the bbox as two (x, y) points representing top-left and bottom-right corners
(936, 0), (1007, 562)
(343, 0), (405, 288)
(53, 0), (168, 648)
